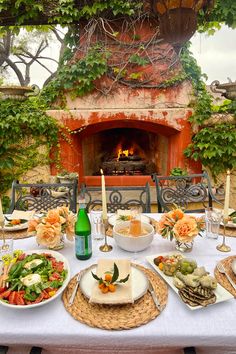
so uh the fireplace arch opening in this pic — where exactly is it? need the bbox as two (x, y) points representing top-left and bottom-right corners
(82, 127), (168, 176)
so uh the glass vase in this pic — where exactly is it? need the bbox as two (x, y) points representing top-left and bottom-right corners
(48, 234), (64, 251)
(175, 239), (193, 253)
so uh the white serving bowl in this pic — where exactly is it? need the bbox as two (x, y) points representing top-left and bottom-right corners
(113, 221), (154, 252)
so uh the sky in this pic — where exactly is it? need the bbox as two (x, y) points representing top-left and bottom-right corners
(190, 25), (236, 85)
(5, 25), (236, 88)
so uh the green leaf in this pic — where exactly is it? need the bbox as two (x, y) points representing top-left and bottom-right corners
(111, 263), (119, 283)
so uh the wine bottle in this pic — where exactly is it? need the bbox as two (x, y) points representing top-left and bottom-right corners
(75, 199), (92, 260)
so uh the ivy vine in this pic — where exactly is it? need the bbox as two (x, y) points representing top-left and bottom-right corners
(0, 98), (61, 194)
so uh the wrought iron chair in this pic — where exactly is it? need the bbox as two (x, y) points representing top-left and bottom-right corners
(80, 183), (151, 213)
(8, 180), (78, 214)
(152, 172), (222, 213)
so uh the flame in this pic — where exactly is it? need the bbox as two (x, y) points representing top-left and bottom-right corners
(117, 147), (134, 160)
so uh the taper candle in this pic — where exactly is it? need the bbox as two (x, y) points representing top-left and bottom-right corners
(100, 169), (108, 221)
(0, 197), (4, 227)
(223, 169), (231, 220)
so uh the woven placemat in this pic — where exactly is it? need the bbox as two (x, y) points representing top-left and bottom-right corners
(214, 256), (236, 298)
(62, 264), (168, 330)
(0, 229), (32, 240)
(106, 217), (158, 237)
(219, 226), (236, 238)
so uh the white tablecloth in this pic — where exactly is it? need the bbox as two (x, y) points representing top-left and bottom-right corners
(0, 214), (236, 354)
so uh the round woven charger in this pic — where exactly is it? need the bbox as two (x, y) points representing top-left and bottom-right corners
(219, 225), (236, 238)
(0, 229), (32, 240)
(214, 256), (236, 298)
(62, 264), (168, 330)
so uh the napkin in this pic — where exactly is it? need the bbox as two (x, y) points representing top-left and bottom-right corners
(11, 210), (35, 220)
(89, 259), (133, 304)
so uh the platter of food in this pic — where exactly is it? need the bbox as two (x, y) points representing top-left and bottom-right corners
(0, 250), (70, 309)
(146, 253), (234, 310)
(3, 216), (28, 231)
(79, 264), (149, 304)
(108, 213), (150, 226)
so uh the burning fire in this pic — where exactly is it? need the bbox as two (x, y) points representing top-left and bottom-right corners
(117, 147), (134, 160)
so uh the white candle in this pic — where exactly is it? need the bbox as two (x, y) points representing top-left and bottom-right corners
(100, 169), (108, 221)
(0, 197), (4, 227)
(223, 170), (231, 220)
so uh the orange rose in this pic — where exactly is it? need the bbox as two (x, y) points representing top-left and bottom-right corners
(168, 208), (184, 222)
(44, 209), (62, 225)
(65, 213), (75, 241)
(27, 219), (40, 234)
(157, 214), (174, 236)
(36, 223), (62, 248)
(173, 216), (199, 242)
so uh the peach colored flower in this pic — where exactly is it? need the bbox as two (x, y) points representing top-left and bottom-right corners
(157, 214), (174, 236)
(65, 213), (75, 241)
(173, 216), (199, 242)
(168, 208), (184, 222)
(27, 219), (40, 234)
(44, 209), (62, 225)
(36, 223), (62, 248)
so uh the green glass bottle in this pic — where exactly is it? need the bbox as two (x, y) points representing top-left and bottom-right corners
(75, 200), (92, 260)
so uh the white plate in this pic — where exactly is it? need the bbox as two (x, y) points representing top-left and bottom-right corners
(0, 250), (70, 309)
(108, 214), (150, 226)
(79, 264), (148, 304)
(3, 214), (28, 231)
(146, 252), (234, 310)
(220, 221), (236, 229)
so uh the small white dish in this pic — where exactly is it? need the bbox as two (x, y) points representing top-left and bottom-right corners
(108, 214), (150, 226)
(0, 250), (70, 309)
(79, 265), (148, 304)
(146, 252), (234, 310)
(231, 259), (236, 275)
(220, 221), (236, 229)
(3, 215), (28, 231)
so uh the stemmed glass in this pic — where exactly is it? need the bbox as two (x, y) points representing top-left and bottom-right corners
(129, 206), (142, 263)
(0, 216), (13, 260)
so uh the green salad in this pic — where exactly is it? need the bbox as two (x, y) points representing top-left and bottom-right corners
(0, 252), (67, 306)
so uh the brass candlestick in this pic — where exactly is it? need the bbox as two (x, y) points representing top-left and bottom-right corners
(216, 218), (231, 252)
(99, 219), (113, 252)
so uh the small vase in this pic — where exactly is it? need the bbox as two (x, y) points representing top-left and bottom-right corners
(48, 234), (64, 251)
(175, 239), (193, 253)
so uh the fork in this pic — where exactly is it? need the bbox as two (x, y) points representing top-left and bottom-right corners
(68, 273), (82, 306)
(217, 262), (236, 291)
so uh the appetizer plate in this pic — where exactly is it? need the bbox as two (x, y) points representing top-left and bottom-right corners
(220, 221), (236, 229)
(0, 250), (70, 309)
(108, 214), (150, 226)
(3, 214), (28, 231)
(146, 253), (234, 310)
(79, 265), (148, 304)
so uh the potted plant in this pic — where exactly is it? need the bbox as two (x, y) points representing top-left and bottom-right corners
(170, 167), (188, 176)
(57, 170), (78, 183)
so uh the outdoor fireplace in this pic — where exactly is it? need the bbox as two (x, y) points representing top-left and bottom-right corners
(82, 128), (162, 176)
(48, 17), (201, 186)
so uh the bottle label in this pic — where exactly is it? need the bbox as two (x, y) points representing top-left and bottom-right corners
(75, 235), (92, 255)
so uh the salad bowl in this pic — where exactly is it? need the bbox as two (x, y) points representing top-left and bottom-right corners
(0, 250), (70, 309)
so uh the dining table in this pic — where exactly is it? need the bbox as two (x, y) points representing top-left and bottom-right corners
(0, 213), (235, 354)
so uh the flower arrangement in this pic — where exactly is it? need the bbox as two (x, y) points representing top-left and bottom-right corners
(27, 207), (75, 249)
(157, 207), (205, 244)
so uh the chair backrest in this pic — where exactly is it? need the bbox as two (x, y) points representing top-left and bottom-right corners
(8, 180), (78, 213)
(151, 172), (222, 213)
(80, 183), (151, 213)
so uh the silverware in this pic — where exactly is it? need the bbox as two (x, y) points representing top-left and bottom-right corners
(68, 273), (82, 306)
(148, 281), (162, 311)
(217, 262), (236, 291)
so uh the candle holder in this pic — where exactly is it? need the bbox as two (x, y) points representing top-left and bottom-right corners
(216, 218), (231, 252)
(99, 219), (113, 252)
